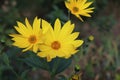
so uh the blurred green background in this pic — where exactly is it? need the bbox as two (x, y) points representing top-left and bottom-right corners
(0, 0), (120, 80)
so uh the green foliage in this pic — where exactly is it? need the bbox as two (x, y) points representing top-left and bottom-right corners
(85, 61), (94, 78)
(22, 52), (49, 70)
(94, 0), (108, 13)
(97, 15), (116, 32)
(46, 6), (68, 23)
(22, 52), (72, 78)
(115, 73), (120, 80)
(58, 75), (68, 80)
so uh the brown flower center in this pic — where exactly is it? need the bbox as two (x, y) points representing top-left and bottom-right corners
(51, 41), (61, 50)
(73, 7), (79, 13)
(28, 35), (37, 44)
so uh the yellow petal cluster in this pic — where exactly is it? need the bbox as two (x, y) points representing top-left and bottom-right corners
(65, 0), (94, 21)
(10, 17), (49, 53)
(38, 19), (84, 62)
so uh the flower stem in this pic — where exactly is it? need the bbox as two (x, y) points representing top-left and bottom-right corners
(68, 10), (70, 20)
(9, 66), (20, 79)
(50, 73), (55, 80)
(113, 42), (119, 68)
(49, 59), (61, 80)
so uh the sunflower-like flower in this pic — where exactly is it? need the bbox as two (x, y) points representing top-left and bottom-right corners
(65, 0), (94, 21)
(38, 19), (84, 62)
(9, 17), (49, 53)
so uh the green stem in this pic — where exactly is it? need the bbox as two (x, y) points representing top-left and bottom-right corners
(68, 10), (70, 20)
(9, 66), (20, 79)
(50, 59), (61, 80)
(50, 74), (55, 80)
(113, 42), (119, 68)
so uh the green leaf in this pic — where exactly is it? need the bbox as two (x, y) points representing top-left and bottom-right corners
(21, 69), (29, 80)
(58, 75), (67, 80)
(22, 53), (49, 71)
(49, 58), (72, 76)
(1, 53), (10, 66)
(21, 51), (72, 76)
(6, 47), (21, 58)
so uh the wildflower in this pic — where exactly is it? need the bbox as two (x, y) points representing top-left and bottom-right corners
(88, 35), (94, 41)
(38, 19), (83, 62)
(70, 73), (82, 80)
(65, 0), (94, 21)
(9, 17), (49, 53)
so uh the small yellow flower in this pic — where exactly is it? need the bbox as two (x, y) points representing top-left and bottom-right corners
(70, 74), (80, 80)
(65, 0), (94, 21)
(70, 72), (82, 80)
(88, 35), (94, 41)
(9, 17), (49, 53)
(37, 19), (84, 62)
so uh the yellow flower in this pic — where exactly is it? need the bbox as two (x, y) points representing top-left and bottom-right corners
(9, 17), (49, 53)
(38, 19), (84, 62)
(65, 0), (94, 21)
(70, 72), (82, 80)
(88, 35), (94, 41)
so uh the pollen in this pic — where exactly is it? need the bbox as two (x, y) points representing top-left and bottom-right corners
(28, 35), (37, 44)
(73, 7), (79, 13)
(51, 41), (61, 50)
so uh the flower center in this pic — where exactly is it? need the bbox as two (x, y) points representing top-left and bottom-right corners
(28, 35), (37, 44)
(51, 41), (61, 50)
(73, 7), (79, 13)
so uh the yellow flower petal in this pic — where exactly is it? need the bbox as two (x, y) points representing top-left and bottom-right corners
(25, 18), (32, 31)
(33, 17), (41, 34)
(71, 50), (79, 55)
(75, 15), (84, 22)
(38, 50), (57, 62)
(57, 50), (66, 57)
(42, 19), (51, 34)
(81, 2), (93, 9)
(39, 45), (51, 51)
(37, 51), (48, 57)
(79, 11), (92, 17)
(63, 32), (80, 42)
(72, 40), (84, 47)
(13, 41), (30, 48)
(80, 0), (87, 7)
(47, 55), (52, 62)
(16, 22), (29, 37)
(54, 19), (61, 38)
(33, 44), (39, 53)
(22, 45), (33, 52)
(65, 1), (71, 9)
(59, 21), (74, 39)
